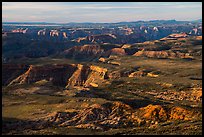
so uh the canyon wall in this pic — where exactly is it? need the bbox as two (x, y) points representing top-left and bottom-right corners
(3, 64), (108, 89)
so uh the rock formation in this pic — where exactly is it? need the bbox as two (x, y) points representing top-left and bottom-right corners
(8, 64), (77, 87)
(75, 34), (118, 44)
(41, 102), (201, 130)
(133, 50), (193, 59)
(3, 64), (108, 89)
(2, 64), (30, 86)
(63, 45), (104, 60)
(66, 64), (107, 88)
(104, 48), (126, 56)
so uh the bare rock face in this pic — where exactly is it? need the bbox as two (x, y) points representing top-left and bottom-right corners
(137, 104), (201, 123)
(66, 65), (108, 88)
(45, 101), (134, 130)
(8, 64), (78, 87)
(108, 69), (134, 79)
(75, 34), (118, 44)
(191, 88), (202, 101)
(84, 65), (108, 87)
(121, 44), (132, 49)
(4, 63), (108, 89)
(133, 50), (193, 59)
(104, 48), (127, 56)
(128, 71), (147, 77)
(135, 104), (168, 123)
(63, 45), (126, 60)
(2, 64), (30, 86)
(41, 102), (201, 131)
(169, 106), (196, 120)
(108, 69), (151, 79)
(98, 57), (106, 63)
(63, 45), (104, 60)
(3, 101), (200, 132)
(65, 64), (91, 88)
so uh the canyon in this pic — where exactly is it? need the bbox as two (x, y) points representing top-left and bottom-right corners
(2, 20), (202, 135)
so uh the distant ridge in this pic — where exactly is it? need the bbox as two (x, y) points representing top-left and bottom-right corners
(2, 19), (202, 25)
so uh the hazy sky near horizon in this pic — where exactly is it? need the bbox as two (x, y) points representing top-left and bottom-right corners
(2, 2), (202, 23)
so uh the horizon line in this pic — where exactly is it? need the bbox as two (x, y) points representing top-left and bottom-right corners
(2, 19), (202, 24)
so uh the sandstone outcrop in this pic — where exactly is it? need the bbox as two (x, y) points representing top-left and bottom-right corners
(3, 64), (108, 89)
(98, 57), (106, 63)
(149, 87), (202, 104)
(107, 61), (121, 66)
(66, 64), (107, 88)
(75, 34), (118, 44)
(108, 69), (135, 79)
(63, 45), (104, 60)
(2, 64), (30, 86)
(8, 64), (77, 87)
(108, 69), (154, 79)
(128, 71), (147, 77)
(133, 104), (201, 125)
(44, 101), (134, 130)
(134, 104), (168, 123)
(133, 50), (193, 59)
(121, 44), (132, 49)
(104, 48), (126, 56)
(191, 88), (202, 101)
(41, 102), (201, 130)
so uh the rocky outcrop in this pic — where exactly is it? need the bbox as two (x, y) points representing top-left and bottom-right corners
(134, 104), (168, 123)
(133, 50), (193, 59)
(107, 61), (121, 66)
(63, 45), (104, 60)
(98, 57), (106, 63)
(104, 48), (126, 56)
(63, 45), (127, 61)
(4, 63), (108, 89)
(8, 64), (78, 87)
(108, 69), (135, 79)
(121, 44), (132, 49)
(133, 104), (200, 124)
(169, 106), (197, 120)
(154, 88), (202, 104)
(2, 102), (201, 134)
(128, 71), (147, 77)
(75, 34), (118, 44)
(44, 101), (135, 130)
(2, 64), (30, 86)
(42, 102), (201, 130)
(191, 88), (202, 101)
(66, 65), (107, 88)
(107, 68), (159, 79)
(65, 64), (90, 88)
(84, 65), (108, 87)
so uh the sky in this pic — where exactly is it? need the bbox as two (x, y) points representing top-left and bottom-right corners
(2, 2), (202, 23)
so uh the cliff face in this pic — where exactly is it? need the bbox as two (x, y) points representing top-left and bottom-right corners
(63, 45), (104, 60)
(133, 50), (193, 59)
(75, 34), (118, 44)
(3, 63), (108, 89)
(65, 64), (90, 88)
(66, 64), (108, 88)
(8, 64), (78, 87)
(2, 64), (30, 86)
(84, 65), (108, 87)
(63, 45), (128, 60)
